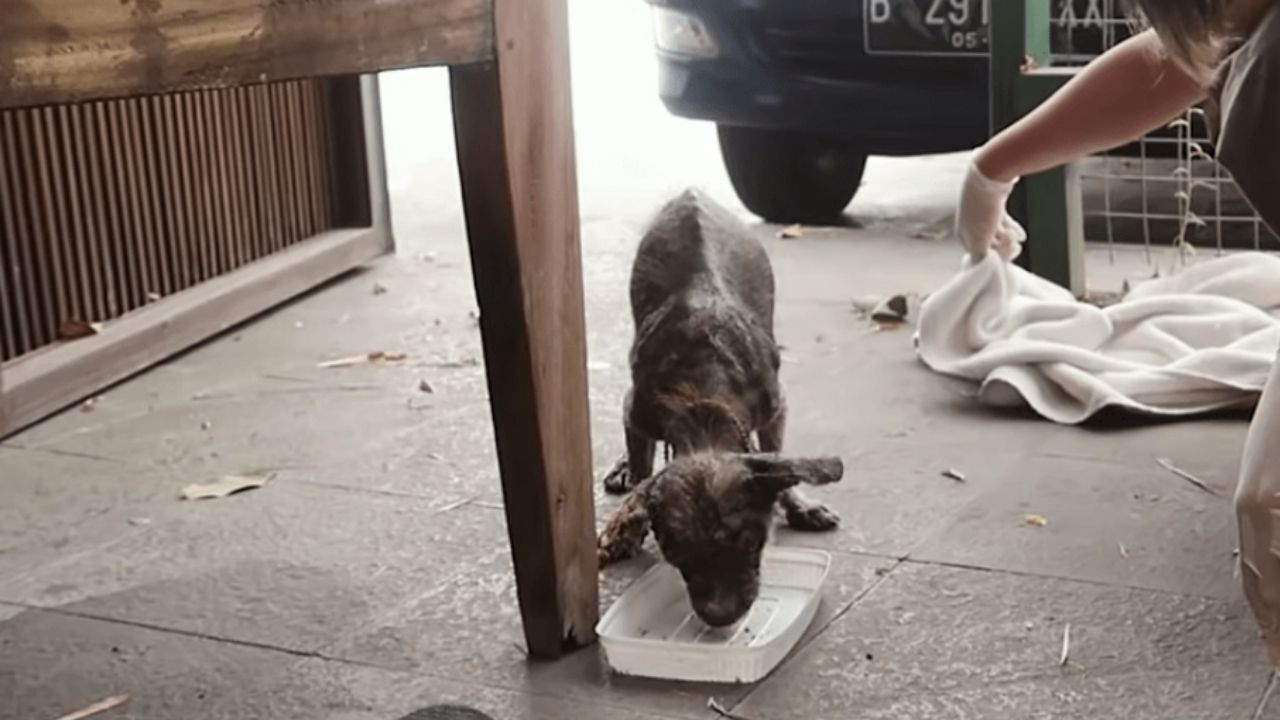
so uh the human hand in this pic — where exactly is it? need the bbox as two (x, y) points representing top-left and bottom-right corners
(955, 159), (1026, 262)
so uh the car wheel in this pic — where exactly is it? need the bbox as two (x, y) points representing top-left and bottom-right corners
(717, 125), (867, 225)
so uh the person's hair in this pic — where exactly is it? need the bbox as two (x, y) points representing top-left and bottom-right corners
(1131, 0), (1236, 78)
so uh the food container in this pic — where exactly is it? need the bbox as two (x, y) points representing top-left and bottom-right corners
(596, 546), (831, 683)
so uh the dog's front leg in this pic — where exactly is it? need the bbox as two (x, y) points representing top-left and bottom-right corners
(598, 482), (652, 566)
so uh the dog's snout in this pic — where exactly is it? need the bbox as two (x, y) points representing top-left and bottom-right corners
(697, 601), (745, 628)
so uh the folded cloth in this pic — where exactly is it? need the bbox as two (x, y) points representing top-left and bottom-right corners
(915, 251), (1280, 424)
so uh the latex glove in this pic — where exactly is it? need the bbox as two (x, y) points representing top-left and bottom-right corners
(956, 159), (1026, 262)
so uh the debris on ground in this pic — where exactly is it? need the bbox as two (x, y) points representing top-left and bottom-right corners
(1024, 514), (1049, 528)
(317, 351), (409, 369)
(52, 694), (130, 720)
(1059, 623), (1072, 666)
(853, 293), (923, 331)
(200, 420), (212, 431)
(871, 295), (910, 323)
(1155, 457), (1217, 495)
(428, 357), (481, 369)
(58, 319), (103, 340)
(1118, 543), (1129, 559)
(942, 468), (966, 483)
(851, 296), (881, 317)
(708, 697), (753, 720)
(418, 379), (435, 394)
(79, 397), (101, 413)
(128, 517), (152, 527)
(372, 282), (388, 295)
(438, 497), (475, 513)
(181, 473), (273, 500)
(147, 291), (163, 303)
(588, 360), (612, 371)
(777, 224), (804, 239)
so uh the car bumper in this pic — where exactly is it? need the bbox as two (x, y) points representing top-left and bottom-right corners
(648, 0), (990, 156)
(658, 56), (989, 155)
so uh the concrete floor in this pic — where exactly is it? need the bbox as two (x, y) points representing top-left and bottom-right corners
(2, 2), (1276, 718)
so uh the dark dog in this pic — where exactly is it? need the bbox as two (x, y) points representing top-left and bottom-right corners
(597, 189), (843, 627)
(599, 452), (842, 627)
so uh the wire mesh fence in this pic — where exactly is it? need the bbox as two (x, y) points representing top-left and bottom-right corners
(1045, 0), (1275, 267)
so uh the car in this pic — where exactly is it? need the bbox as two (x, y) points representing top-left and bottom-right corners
(644, 0), (1136, 225)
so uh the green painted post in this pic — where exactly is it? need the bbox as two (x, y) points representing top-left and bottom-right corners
(988, 1), (1079, 291)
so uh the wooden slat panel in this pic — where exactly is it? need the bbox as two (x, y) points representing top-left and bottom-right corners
(1, 228), (387, 438)
(0, 0), (493, 110)
(0, 78), (345, 362)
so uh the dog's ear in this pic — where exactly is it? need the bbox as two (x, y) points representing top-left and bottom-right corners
(739, 454), (844, 498)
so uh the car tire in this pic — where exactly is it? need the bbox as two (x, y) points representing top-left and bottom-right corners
(717, 125), (867, 225)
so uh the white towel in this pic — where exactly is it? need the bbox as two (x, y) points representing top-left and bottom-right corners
(915, 251), (1280, 424)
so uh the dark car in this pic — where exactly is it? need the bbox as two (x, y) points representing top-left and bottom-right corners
(646, 0), (1132, 224)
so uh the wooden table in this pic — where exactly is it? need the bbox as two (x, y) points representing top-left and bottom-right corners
(0, 0), (598, 659)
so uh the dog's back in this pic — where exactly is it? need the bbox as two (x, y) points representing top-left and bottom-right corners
(627, 190), (780, 438)
(629, 188), (774, 333)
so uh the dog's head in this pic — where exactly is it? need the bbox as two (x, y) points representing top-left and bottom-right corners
(637, 452), (843, 627)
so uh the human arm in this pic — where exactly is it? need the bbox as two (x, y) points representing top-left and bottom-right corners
(977, 29), (1207, 182)
(958, 29), (1208, 260)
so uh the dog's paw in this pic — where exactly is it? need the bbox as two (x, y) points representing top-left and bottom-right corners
(602, 460), (633, 495)
(597, 535), (636, 567)
(786, 503), (840, 532)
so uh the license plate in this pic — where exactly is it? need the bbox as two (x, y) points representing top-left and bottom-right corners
(864, 0), (991, 56)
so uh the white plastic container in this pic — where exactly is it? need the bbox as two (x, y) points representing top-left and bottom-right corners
(596, 546), (831, 684)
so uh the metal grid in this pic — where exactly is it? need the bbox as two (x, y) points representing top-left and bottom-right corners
(1046, 0), (1275, 261)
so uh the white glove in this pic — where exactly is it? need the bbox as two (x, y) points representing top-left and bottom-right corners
(956, 159), (1026, 262)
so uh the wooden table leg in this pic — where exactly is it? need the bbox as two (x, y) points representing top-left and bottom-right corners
(449, 0), (598, 659)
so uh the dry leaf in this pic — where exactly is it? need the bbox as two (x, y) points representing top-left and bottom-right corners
(317, 354), (369, 369)
(1024, 514), (1048, 527)
(942, 468), (966, 483)
(53, 694), (130, 720)
(418, 379), (435, 394)
(778, 224), (804, 239)
(871, 295), (910, 323)
(1059, 623), (1071, 667)
(318, 351), (409, 369)
(59, 319), (103, 340)
(181, 473), (273, 500)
